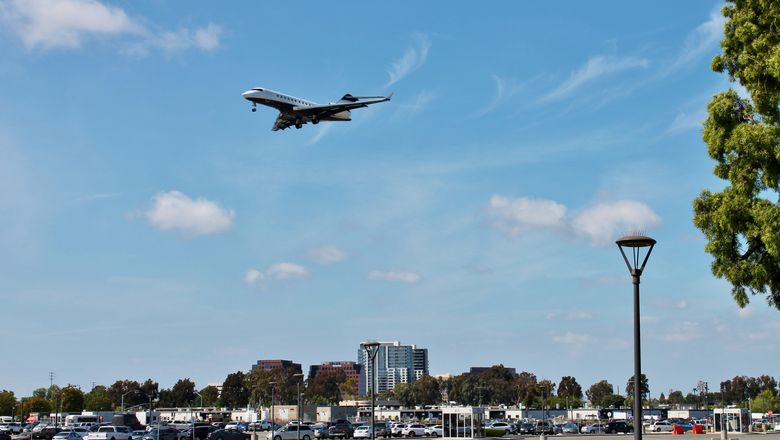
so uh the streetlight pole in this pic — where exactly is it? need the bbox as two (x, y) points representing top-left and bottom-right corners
(362, 342), (381, 440)
(122, 390), (136, 413)
(293, 374), (304, 440)
(269, 382), (276, 435)
(616, 234), (656, 440)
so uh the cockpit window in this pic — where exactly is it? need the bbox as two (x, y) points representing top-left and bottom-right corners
(252, 88), (264, 91)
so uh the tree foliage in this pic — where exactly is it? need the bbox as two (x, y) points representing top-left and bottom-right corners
(60, 386), (85, 413)
(0, 390), (17, 417)
(557, 376), (583, 408)
(307, 370), (347, 405)
(84, 386), (112, 411)
(18, 397), (51, 418)
(199, 386), (220, 407)
(601, 394), (625, 409)
(694, 0), (780, 309)
(752, 390), (780, 413)
(221, 372), (250, 408)
(586, 380), (613, 407)
(626, 374), (650, 400)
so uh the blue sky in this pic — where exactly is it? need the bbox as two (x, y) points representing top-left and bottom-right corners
(1, 0), (777, 399)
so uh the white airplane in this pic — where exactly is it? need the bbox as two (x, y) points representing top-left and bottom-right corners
(241, 87), (392, 131)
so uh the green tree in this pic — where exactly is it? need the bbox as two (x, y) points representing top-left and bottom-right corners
(18, 397), (51, 418)
(668, 390), (685, 405)
(307, 370), (347, 405)
(170, 379), (196, 407)
(394, 383), (416, 407)
(557, 376), (583, 409)
(752, 390), (780, 413)
(60, 386), (85, 413)
(0, 390), (17, 417)
(32, 388), (47, 399)
(693, 0), (780, 310)
(84, 386), (112, 411)
(626, 374), (650, 401)
(586, 380), (613, 408)
(107, 380), (143, 410)
(413, 375), (441, 405)
(601, 394), (625, 409)
(199, 386), (219, 407)
(221, 372), (250, 408)
(514, 372), (538, 408)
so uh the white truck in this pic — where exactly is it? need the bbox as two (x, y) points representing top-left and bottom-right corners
(87, 426), (133, 440)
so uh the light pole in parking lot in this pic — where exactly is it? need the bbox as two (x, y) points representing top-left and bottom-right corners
(294, 374), (304, 440)
(616, 234), (656, 440)
(121, 390), (136, 413)
(269, 381), (276, 435)
(362, 341), (381, 440)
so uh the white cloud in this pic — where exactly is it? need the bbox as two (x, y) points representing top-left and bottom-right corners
(547, 311), (593, 321)
(572, 200), (662, 246)
(0, 0), (220, 52)
(663, 321), (702, 342)
(368, 271), (421, 284)
(641, 315), (659, 324)
(144, 190), (234, 236)
(541, 56), (649, 103)
(386, 33), (431, 87)
(668, 109), (707, 133)
(307, 246), (347, 265)
(474, 74), (525, 117)
(399, 90), (435, 114)
(676, 300), (689, 310)
(487, 195), (566, 236)
(244, 262), (309, 288)
(552, 331), (595, 345)
(737, 305), (754, 318)
(664, 7), (725, 75)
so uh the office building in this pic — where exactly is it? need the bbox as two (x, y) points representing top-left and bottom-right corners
(251, 359), (303, 375)
(357, 341), (429, 395)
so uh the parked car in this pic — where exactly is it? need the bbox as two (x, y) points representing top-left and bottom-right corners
(603, 421), (632, 434)
(352, 427), (370, 440)
(1, 424), (24, 434)
(561, 423), (579, 434)
(87, 427), (132, 440)
(485, 423), (514, 434)
(207, 430), (247, 440)
(187, 427), (217, 440)
(141, 428), (183, 440)
(11, 432), (32, 440)
(266, 425), (314, 440)
(129, 431), (145, 440)
(389, 425), (406, 438)
(533, 422), (554, 436)
(34, 428), (62, 440)
(53, 432), (85, 440)
(580, 423), (604, 434)
(650, 421), (674, 433)
(310, 424), (329, 440)
(400, 425), (425, 438)
(423, 426), (442, 438)
(515, 423), (534, 435)
(1, 431), (11, 440)
(327, 422), (353, 439)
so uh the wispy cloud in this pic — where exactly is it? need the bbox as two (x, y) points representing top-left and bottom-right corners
(307, 246), (347, 265)
(0, 0), (221, 53)
(546, 311), (594, 321)
(474, 74), (525, 117)
(73, 192), (121, 202)
(541, 55), (649, 103)
(368, 270), (421, 284)
(245, 262), (309, 289)
(662, 7), (725, 76)
(143, 190), (234, 236)
(386, 33), (431, 87)
(398, 90), (435, 114)
(552, 331), (595, 346)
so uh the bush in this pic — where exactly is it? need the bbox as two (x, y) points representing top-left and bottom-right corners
(484, 429), (506, 437)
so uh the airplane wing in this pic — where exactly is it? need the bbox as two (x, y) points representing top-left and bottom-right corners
(271, 112), (296, 131)
(291, 94), (392, 118)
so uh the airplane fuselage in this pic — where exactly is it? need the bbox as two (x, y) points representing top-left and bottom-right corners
(242, 87), (351, 122)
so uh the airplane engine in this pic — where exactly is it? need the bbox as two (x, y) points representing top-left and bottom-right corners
(330, 110), (352, 121)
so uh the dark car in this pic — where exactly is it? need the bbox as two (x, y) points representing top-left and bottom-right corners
(533, 422), (554, 436)
(33, 428), (61, 440)
(327, 422), (353, 439)
(515, 423), (534, 435)
(206, 430), (247, 440)
(143, 428), (182, 440)
(187, 427), (217, 440)
(1, 431), (12, 440)
(603, 421), (633, 434)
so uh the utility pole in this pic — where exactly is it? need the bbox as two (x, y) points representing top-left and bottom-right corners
(49, 372), (55, 387)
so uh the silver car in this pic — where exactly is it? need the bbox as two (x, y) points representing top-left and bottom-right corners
(266, 425), (314, 440)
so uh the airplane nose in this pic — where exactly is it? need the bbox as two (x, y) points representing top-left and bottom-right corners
(242, 90), (253, 99)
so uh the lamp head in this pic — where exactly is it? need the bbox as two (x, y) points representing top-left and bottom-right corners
(616, 234), (656, 275)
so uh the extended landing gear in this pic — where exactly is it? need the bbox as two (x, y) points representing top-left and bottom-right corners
(295, 118), (303, 129)
(251, 103), (257, 112)
(312, 117), (319, 125)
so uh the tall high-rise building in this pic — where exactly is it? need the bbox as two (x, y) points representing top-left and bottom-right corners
(307, 361), (363, 398)
(357, 341), (429, 396)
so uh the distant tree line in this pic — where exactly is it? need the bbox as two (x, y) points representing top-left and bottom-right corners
(3, 369), (779, 420)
